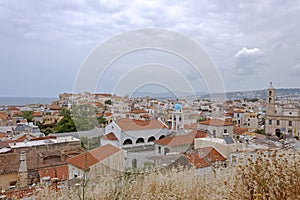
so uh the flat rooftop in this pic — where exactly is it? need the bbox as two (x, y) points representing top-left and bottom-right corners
(9, 136), (80, 148)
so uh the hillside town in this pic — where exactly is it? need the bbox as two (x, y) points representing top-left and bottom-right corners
(0, 83), (299, 199)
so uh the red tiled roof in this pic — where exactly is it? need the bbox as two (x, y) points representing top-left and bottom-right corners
(95, 102), (102, 107)
(196, 147), (226, 162)
(105, 112), (113, 117)
(31, 135), (57, 141)
(129, 109), (148, 114)
(38, 165), (69, 181)
(184, 153), (210, 168)
(89, 144), (121, 162)
(49, 105), (61, 110)
(7, 106), (20, 111)
(233, 126), (248, 135)
(154, 134), (194, 146)
(234, 109), (245, 113)
(199, 119), (233, 126)
(188, 130), (208, 139)
(67, 152), (98, 170)
(0, 112), (8, 120)
(12, 111), (23, 117)
(15, 134), (37, 142)
(95, 93), (112, 97)
(184, 147), (226, 169)
(67, 144), (121, 170)
(0, 132), (7, 138)
(102, 132), (118, 141)
(32, 111), (43, 117)
(116, 118), (168, 131)
(141, 114), (150, 118)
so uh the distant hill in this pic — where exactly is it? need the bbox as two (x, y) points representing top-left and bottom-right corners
(130, 88), (300, 100)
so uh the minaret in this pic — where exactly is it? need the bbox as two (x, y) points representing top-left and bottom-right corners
(17, 151), (28, 188)
(266, 82), (276, 115)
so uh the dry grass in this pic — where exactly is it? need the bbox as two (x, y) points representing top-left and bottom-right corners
(33, 149), (300, 200)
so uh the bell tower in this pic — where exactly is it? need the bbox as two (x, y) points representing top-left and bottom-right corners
(266, 82), (275, 115)
(171, 103), (184, 132)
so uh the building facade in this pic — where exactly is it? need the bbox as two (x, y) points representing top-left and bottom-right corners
(265, 82), (300, 138)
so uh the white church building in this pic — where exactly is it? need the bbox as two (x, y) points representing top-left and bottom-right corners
(101, 118), (169, 148)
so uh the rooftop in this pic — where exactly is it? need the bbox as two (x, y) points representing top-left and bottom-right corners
(9, 136), (80, 148)
(67, 144), (121, 170)
(102, 132), (118, 141)
(116, 118), (168, 131)
(199, 119), (233, 126)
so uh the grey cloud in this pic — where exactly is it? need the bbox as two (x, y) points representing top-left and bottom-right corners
(0, 0), (300, 96)
(234, 47), (264, 75)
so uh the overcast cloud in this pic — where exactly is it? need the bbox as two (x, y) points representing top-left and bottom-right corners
(0, 0), (299, 97)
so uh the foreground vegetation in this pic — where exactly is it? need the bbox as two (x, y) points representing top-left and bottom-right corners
(34, 149), (300, 200)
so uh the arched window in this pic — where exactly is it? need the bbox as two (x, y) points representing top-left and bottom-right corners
(159, 135), (165, 139)
(123, 138), (133, 145)
(269, 91), (272, 96)
(148, 136), (155, 142)
(136, 138), (145, 144)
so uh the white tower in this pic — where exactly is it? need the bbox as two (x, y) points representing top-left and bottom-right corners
(171, 103), (184, 131)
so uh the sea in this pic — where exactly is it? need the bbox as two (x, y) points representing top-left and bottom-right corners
(0, 97), (57, 106)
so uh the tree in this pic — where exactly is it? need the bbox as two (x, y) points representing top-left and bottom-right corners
(54, 107), (77, 133)
(59, 108), (72, 118)
(23, 111), (33, 122)
(44, 127), (54, 135)
(104, 99), (112, 105)
(97, 116), (107, 125)
(54, 116), (77, 133)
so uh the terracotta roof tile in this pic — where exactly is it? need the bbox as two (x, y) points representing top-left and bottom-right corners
(188, 130), (208, 138)
(66, 152), (98, 170)
(95, 93), (112, 97)
(233, 126), (248, 135)
(116, 118), (168, 131)
(184, 153), (210, 168)
(195, 147), (226, 162)
(0, 112), (8, 120)
(67, 144), (121, 170)
(32, 111), (43, 117)
(234, 109), (245, 113)
(38, 165), (68, 181)
(199, 119), (233, 126)
(49, 105), (61, 110)
(105, 112), (113, 117)
(129, 109), (148, 114)
(102, 132), (118, 141)
(141, 114), (150, 118)
(154, 134), (194, 146)
(89, 144), (121, 162)
(7, 106), (20, 111)
(184, 147), (226, 169)
(0, 132), (7, 138)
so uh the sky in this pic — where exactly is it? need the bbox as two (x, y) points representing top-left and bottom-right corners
(0, 0), (300, 97)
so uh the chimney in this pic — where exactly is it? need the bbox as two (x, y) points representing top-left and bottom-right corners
(17, 151), (28, 188)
